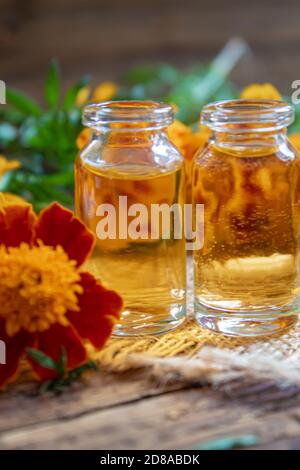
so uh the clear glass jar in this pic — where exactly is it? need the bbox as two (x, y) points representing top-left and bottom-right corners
(193, 99), (300, 337)
(75, 101), (186, 336)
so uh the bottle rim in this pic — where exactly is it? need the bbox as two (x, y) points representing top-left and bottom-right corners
(201, 99), (294, 133)
(83, 100), (174, 131)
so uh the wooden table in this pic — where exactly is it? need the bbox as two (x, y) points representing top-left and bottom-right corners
(1, 365), (300, 450)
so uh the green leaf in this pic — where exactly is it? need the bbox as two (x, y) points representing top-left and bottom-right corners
(57, 347), (67, 378)
(0, 123), (17, 146)
(167, 39), (248, 123)
(63, 76), (90, 110)
(123, 64), (178, 86)
(38, 171), (74, 187)
(0, 109), (25, 126)
(45, 59), (60, 109)
(19, 117), (39, 147)
(38, 380), (53, 394)
(6, 88), (42, 116)
(37, 360), (98, 394)
(0, 171), (13, 191)
(68, 360), (98, 380)
(193, 435), (258, 450)
(212, 82), (239, 102)
(26, 348), (58, 371)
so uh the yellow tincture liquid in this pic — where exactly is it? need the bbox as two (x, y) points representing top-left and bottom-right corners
(193, 144), (300, 314)
(75, 159), (186, 336)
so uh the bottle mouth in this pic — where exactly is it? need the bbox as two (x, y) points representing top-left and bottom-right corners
(83, 100), (174, 131)
(201, 99), (294, 133)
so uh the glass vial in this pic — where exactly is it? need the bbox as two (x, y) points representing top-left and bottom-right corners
(193, 99), (300, 337)
(75, 101), (186, 336)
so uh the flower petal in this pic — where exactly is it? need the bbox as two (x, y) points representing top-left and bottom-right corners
(28, 323), (87, 381)
(34, 202), (95, 266)
(0, 320), (33, 389)
(0, 204), (36, 247)
(67, 272), (122, 349)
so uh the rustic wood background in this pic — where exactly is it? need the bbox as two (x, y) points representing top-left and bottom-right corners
(0, 0), (300, 100)
(2, 367), (300, 450)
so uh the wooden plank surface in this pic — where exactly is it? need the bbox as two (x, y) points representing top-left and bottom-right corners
(1, 368), (300, 449)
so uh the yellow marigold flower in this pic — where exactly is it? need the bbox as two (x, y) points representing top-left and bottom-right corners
(76, 127), (91, 150)
(240, 83), (282, 100)
(0, 155), (20, 180)
(168, 120), (210, 203)
(170, 102), (179, 114)
(168, 119), (193, 155)
(92, 81), (118, 102)
(289, 133), (300, 153)
(168, 120), (210, 160)
(0, 202), (122, 388)
(0, 243), (83, 336)
(185, 126), (211, 161)
(0, 192), (28, 209)
(75, 86), (91, 107)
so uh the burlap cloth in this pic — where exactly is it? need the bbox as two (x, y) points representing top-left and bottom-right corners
(93, 259), (300, 372)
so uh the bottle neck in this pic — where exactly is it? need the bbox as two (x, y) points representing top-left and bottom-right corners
(83, 101), (174, 133)
(201, 99), (294, 155)
(90, 126), (168, 145)
(81, 126), (181, 170)
(212, 128), (288, 155)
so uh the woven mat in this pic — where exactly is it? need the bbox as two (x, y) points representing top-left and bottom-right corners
(93, 259), (300, 371)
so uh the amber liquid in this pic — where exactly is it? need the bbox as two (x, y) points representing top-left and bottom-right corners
(193, 142), (300, 333)
(75, 159), (186, 335)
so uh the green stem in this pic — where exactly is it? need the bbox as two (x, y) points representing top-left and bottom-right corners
(193, 37), (249, 104)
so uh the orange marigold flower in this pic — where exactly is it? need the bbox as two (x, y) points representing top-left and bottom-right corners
(76, 128), (91, 150)
(168, 120), (210, 160)
(168, 119), (193, 155)
(289, 133), (300, 153)
(168, 120), (210, 203)
(75, 86), (91, 107)
(0, 202), (122, 387)
(240, 83), (282, 100)
(0, 193), (28, 209)
(170, 102), (179, 114)
(0, 155), (20, 180)
(92, 81), (118, 102)
(184, 128), (210, 161)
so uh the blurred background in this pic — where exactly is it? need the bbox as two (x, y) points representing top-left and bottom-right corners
(1, 0), (299, 99)
(2, 0), (300, 210)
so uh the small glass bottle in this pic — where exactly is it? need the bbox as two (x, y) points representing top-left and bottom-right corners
(193, 99), (300, 336)
(75, 101), (186, 336)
